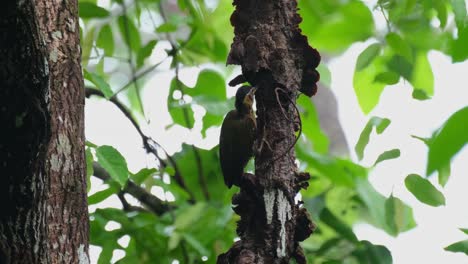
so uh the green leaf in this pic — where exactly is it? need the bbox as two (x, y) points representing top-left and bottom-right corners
(451, 0), (467, 30)
(181, 29), (229, 64)
(86, 141), (98, 148)
(387, 55), (413, 81)
(301, 1), (374, 52)
(182, 233), (210, 256)
(125, 82), (145, 117)
(356, 179), (416, 235)
(156, 23), (178, 33)
(172, 144), (229, 201)
(356, 43), (381, 71)
(79, 2), (110, 18)
(411, 135), (432, 145)
(174, 203), (206, 230)
(88, 185), (118, 205)
(85, 148), (94, 193)
(354, 56), (387, 113)
(412, 89), (430, 100)
(438, 162), (451, 187)
(168, 232), (182, 250)
(451, 26), (468, 63)
(131, 168), (157, 185)
(84, 70), (113, 98)
(320, 207), (358, 242)
(434, 0), (448, 28)
(298, 96), (329, 154)
(353, 240), (392, 264)
(386, 33), (413, 62)
(137, 40), (157, 68)
(85, 148), (94, 178)
(186, 70), (226, 100)
(460, 228), (468, 235)
(385, 194), (414, 236)
(445, 240), (468, 255)
(355, 117), (391, 160)
(374, 71), (400, 85)
(297, 141), (367, 187)
(427, 106), (468, 175)
(405, 174), (445, 206)
(374, 149), (400, 166)
(97, 25), (114, 56)
(411, 52), (433, 99)
(201, 112), (223, 138)
(96, 146), (129, 187)
(118, 15), (141, 52)
(152, 178), (190, 201)
(81, 27), (96, 65)
(168, 79), (195, 129)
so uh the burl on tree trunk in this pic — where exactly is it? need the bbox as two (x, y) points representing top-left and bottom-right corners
(217, 0), (320, 263)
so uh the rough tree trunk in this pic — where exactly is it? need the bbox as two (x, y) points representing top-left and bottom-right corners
(0, 0), (89, 263)
(218, 0), (320, 263)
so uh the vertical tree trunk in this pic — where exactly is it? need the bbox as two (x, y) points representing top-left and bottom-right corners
(218, 0), (320, 263)
(0, 0), (89, 263)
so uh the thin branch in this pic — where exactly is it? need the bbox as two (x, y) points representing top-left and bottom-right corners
(112, 52), (168, 98)
(174, 67), (210, 201)
(378, 4), (392, 33)
(93, 162), (171, 215)
(86, 88), (196, 202)
(157, 0), (210, 201)
(120, 2), (144, 115)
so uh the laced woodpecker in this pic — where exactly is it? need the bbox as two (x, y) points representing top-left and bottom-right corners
(219, 86), (257, 188)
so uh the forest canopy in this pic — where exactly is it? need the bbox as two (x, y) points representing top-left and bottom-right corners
(79, 0), (468, 263)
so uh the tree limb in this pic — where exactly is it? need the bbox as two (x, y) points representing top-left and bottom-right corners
(92, 162), (171, 216)
(85, 88), (196, 202)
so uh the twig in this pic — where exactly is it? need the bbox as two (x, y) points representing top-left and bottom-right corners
(93, 162), (171, 215)
(112, 58), (167, 98)
(86, 88), (196, 202)
(120, 2), (144, 115)
(378, 3), (392, 32)
(160, 0), (210, 201)
(173, 67), (210, 201)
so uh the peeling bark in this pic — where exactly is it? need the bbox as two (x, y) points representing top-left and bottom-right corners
(0, 0), (88, 263)
(218, 0), (320, 263)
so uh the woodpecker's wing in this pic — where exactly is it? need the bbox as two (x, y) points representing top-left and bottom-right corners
(220, 110), (237, 188)
(219, 110), (256, 188)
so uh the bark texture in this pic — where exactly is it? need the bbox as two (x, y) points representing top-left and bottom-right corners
(0, 0), (89, 263)
(218, 0), (320, 263)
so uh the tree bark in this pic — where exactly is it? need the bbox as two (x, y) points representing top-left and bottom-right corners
(0, 0), (89, 263)
(218, 0), (320, 263)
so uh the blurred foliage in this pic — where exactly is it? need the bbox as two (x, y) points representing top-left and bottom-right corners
(79, 0), (468, 263)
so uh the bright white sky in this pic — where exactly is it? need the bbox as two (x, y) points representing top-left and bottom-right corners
(86, 1), (468, 263)
(331, 43), (468, 264)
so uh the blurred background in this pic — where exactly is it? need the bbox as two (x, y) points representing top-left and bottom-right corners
(81, 0), (468, 263)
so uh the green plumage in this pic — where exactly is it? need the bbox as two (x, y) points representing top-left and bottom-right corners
(219, 86), (256, 188)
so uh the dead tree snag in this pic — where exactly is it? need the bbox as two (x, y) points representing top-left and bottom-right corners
(218, 0), (320, 263)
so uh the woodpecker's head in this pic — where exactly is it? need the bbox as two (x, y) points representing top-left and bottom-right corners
(235, 86), (256, 112)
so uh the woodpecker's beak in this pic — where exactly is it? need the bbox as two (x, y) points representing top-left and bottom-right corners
(247, 87), (257, 100)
